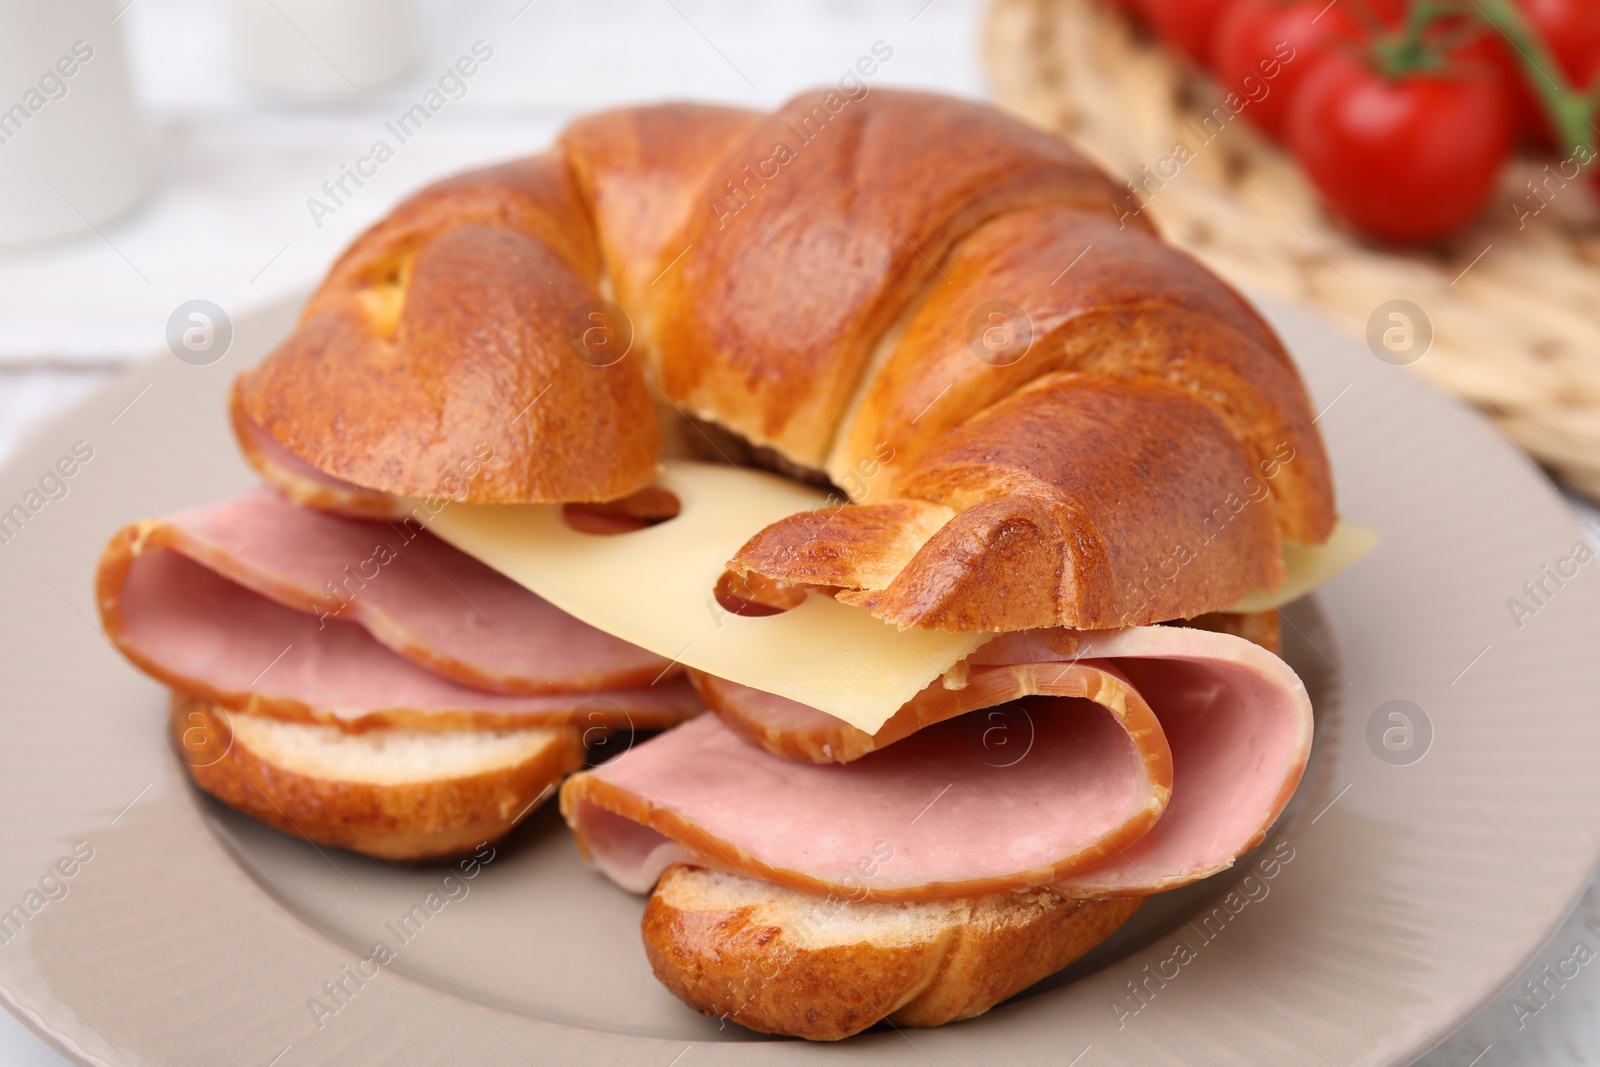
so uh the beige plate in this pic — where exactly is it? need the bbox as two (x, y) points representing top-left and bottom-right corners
(2, 294), (1599, 1066)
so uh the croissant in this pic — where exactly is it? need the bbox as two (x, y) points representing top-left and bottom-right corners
(234, 88), (1335, 633)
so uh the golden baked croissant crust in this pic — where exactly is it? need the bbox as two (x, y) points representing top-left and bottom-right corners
(234, 88), (1335, 633)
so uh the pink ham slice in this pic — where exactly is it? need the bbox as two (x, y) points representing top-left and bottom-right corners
(115, 488), (673, 695)
(100, 546), (699, 730)
(971, 626), (1312, 895)
(563, 625), (1311, 899)
(563, 687), (1171, 901)
(96, 499), (700, 731)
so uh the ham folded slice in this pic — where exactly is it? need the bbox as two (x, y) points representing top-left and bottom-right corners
(107, 488), (673, 694)
(564, 686), (1171, 900)
(96, 494), (700, 730)
(563, 625), (1311, 899)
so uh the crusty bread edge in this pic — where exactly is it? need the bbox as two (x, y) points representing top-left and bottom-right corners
(229, 380), (413, 521)
(642, 864), (1143, 1040)
(174, 696), (584, 862)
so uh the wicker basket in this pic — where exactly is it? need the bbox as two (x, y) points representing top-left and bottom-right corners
(986, 0), (1600, 499)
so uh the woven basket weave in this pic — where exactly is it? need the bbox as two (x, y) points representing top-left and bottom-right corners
(986, 0), (1600, 499)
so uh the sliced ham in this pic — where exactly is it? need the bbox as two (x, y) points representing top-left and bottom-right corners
(693, 659), (1168, 764)
(96, 503), (700, 731)
(971, 626), (1313, 895)
(563, 625), (1311, 899)
(113, 488), (673, 695)
(563, 680), (1172, 900)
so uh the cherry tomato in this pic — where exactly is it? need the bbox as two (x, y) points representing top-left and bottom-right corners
(1519, 0), (1600, 88)
(1287, 51), (1515, 241)
(1144, 0), (1238, 64)
(1451, 32), (1545, 145)
(1481, 0), (1600, 147)
(1211, 0), (1364, 140)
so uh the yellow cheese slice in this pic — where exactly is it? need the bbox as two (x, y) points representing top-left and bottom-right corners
(427, 461), (991, 735)
(1225, 519), (1381, 614)
(429, 457), (1375, 729)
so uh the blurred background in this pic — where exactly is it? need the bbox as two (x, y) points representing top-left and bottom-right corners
(2, 0), (1598, 1063)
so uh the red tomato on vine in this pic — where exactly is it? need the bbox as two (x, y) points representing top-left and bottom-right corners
(1483, 0), (1600, 145)
(1288, 51), (1515, 241)
(1211, 0), (1365, 139)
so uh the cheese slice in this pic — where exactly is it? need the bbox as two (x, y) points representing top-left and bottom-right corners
(427, 461), (990, 735)
(429, 458), (1375, 731)
(1226, 519), (1380, 614)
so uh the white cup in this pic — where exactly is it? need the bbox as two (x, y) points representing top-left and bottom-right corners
(0, 0), (153, 248)
(230, 0), (418, 102)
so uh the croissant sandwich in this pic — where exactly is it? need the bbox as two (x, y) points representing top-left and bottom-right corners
(97, 88), (1369, 1039)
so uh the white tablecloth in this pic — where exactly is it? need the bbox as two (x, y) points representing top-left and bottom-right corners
(1, 1), (1596, 1063)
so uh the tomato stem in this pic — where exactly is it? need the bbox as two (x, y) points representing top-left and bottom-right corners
(1467, 0), (1597, 157)
(1367, 1), (1469, 78)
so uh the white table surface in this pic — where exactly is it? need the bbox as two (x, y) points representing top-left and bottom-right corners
(2, 1), (1597, 1063)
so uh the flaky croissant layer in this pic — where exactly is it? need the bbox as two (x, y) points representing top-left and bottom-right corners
(235, 88), (1335, 633)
